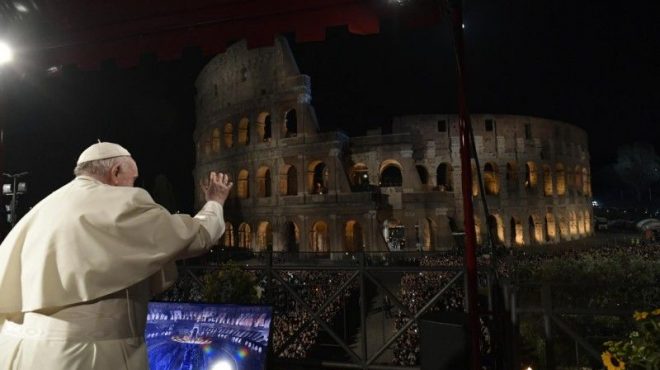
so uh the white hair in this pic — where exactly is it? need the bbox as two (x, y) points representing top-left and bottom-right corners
(73, 156), (131, 178)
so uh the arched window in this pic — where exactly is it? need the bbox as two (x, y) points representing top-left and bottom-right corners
(279, 164), (298, 195)
(471, 162), (479, 197)
(238, 118), (250, 145)
(416, 165), (429, 185)
(257, 112), (271, 142)
(484, 162), (499, 195)
(510, 217), (523, 246)
(211, 128), (221, 153)
(506, 162), (518, 194)
(256, 166), (271, 197)
(350, 163), (370, 191)
(284, 109), (298, 138)
(380, 162), (403, 187)
(543, 165), (553, 196)
(224, 123), (233, 148)
(344, 220), (364, 252)
(202, 133), (211, 156)
(555, 163), (566, 196)
(529, 215), (542, 244)
(545, 213), (557, 241)
(420, 218), (436, 251)
(436, 163), (453, 191)
(238, 169), (249, 199)
(525, 161), (538, 190)
(569, 211), (578, 235)
(487, 214), (504, 244)
(223, 222), (235, 247)
(257, 221), (272, 251)
(282, 221), (300, 252)
(311, 221), (329, 252)
(307, 161), (328, 194)
(238, 223), (251, 248)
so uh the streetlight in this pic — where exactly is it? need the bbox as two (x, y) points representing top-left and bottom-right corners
(0, 41), (13, 65)
(3, 172), (28, 227)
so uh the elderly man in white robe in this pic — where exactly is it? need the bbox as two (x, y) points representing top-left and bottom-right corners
(0, 142), (233, 370)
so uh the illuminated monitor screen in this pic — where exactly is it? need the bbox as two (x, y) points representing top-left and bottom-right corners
(145, 302), (272, 370)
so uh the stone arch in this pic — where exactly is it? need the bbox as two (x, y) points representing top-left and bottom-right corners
(545, 212), (557, 241)
(256, 221), (273, 251)
(379, 160), (403, 187)
(569, 211), (578, 236)
(223, 122), (234, 148)
(350, 163), (370, 190)
(307, 160), (328, 194)
(237, 169), (249, 199)
(256, 166), (272, 197)
(282, 221), (300, 252)
(420, 217), (437, 251)
(474, 216), (482, 245)
(416, 165), (429, 185)
(344, 220), (364, 252)
(510, 217), (524, 246)
(436, 163), (453, 191)
(577, 211), (585, 235)
(284, 109), (298, 138)
(383, 219), (405, 250)
(223, 222), (235, 247)
(279, 164), (298, 195)
(529, 215), (543, 244)
(257, 112), (272, 142)
(559, 214), (569, 241)
(525, 161), (538, 190)
(543, 165), (553, 196)
(582, 168), (589, 195)
(311, 221), (329, 252)
(584, 210), (592, 233)
(238, 222), (252, 248)
(471, 162), (479, 197)
(484, 162), (499, 195)
(238, 117), (250, 145)
(211, 128), (221, 153)
(506, 162), (518, 194)
(487, 214), (505, 244)
(556, 163), (566, 196)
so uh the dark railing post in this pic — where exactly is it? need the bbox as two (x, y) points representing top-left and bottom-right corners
(542, 285), (556, 370)
(359, 252), (368, 368)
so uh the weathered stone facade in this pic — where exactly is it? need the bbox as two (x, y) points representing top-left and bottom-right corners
(194, 38), (592, 252)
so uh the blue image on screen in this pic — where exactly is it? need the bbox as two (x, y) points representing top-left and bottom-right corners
(145, 302), (272, 370)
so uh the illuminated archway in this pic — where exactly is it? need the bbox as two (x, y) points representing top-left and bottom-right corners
(484, 162), (499, 195)
(256, 221), (273, 251)
(279, 164), (298, 195)
(282, 221), (300, 252)
(436, 163), (452, 191)
(379, 160), (403, 187)
(307, 160), (328, 194)
(525, 161), (538, 189)
(284, 109), (297, 138)
(350, 163), (370, 190)
(543, 165), (553, 196)
(257, 112), (272, 142)
(256, 166), (271, 197)
(223, 222), (235, 247)
(238, 117), (250, 145)
(211, 128), (221, 153)
(311, 221), (329, 252)
(237, 169), (249, 199)
(555, 163), (566, 195)
(344, 220), (364, 252)
(238, 223), (252, 248)
(224, 123), (233, 148)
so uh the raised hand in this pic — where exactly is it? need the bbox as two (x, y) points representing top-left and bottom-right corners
(202, 172), (234, 205)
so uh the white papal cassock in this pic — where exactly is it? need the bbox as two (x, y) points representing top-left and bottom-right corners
(0, 175), (225, 369)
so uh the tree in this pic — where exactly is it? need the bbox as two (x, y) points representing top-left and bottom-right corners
(613, 142), (660, 202)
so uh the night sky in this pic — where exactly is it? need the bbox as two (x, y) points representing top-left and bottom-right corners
(1, 0), (658, 217)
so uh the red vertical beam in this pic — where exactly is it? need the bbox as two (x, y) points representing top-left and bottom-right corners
(450, 1), (481, 370)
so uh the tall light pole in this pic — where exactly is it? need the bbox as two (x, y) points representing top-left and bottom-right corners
(3, 172), (28, 227)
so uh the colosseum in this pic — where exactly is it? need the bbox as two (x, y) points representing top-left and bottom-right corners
(193, 37), (593, 253)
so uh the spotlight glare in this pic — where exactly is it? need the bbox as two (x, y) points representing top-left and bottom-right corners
(211, 360), (234, 370)
(0, 42), (14, 65)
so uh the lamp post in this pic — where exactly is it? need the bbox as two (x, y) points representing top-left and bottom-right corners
(3, 172), (28, 227)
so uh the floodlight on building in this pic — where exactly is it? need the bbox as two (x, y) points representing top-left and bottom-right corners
(0, 41), (14, 65)
(2, 184), (11, 195)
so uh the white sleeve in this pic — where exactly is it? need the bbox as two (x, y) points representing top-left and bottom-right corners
(193, 201), (225, 245)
